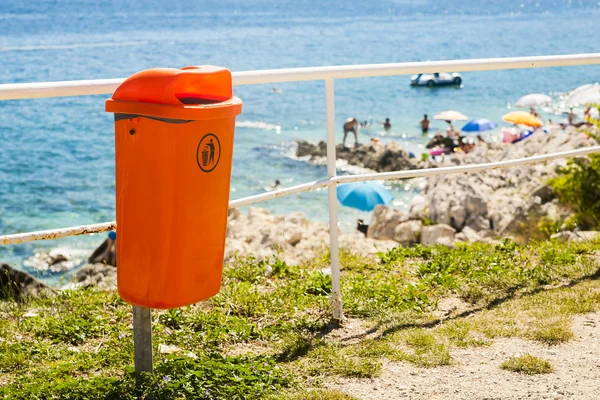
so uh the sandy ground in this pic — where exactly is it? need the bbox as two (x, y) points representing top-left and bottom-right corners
(327, 313), (600, 399)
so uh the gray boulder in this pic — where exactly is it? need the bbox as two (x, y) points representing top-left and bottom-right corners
(530, 185), (553, 203)
(550, 231), (579, 242)
(367, 205), (411, 240)
(464, 193), (488, 216)
(461, 226), (482, 243)
(575, 231), (600, 241)
(0, 264), (51, 301)
(421, 224), (456, 246)
(449, 205), (466, 230)
(466, 215), (491, 232)
(454, 232), (467, 243)
(551, 231), (600, 243)
(73, 263), (117, 291)
(396, 220), (423, 247)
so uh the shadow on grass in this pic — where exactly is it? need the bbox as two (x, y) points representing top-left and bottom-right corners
(275, 320), (345, 363)
(276, 336), (317, 362)
(377, 265), (600, 339)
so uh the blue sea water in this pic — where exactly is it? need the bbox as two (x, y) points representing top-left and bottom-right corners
(1, 0), (599, 281)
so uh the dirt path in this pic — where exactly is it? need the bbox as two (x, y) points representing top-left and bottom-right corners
(327, 313), (600, 399)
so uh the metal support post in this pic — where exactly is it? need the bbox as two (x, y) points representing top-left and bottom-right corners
(325, 78), (343, 320)
(133, 306), (153, 385)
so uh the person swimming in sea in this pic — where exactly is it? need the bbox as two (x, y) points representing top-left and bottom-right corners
(264, 180), (281, 192)
(382, 118), (392, 130)
(420, 114), (430, 134)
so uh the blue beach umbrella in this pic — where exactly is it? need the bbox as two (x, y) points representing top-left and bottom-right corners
(461, 118), (497, 132)
(336, 182), (394, 212)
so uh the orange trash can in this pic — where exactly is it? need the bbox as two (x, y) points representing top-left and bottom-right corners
(105, 65), (242, 309)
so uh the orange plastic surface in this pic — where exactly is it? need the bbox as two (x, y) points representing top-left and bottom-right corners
(106, 65), (241, 120)
(106, 65), (242, 309)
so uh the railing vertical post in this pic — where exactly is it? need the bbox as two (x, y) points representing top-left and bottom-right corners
(325, 78), (343, 320)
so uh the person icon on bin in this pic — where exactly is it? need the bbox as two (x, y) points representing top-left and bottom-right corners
(202, 138), (216, 167)
(197, 133), (221, 172)
(207, 138), (215, 165)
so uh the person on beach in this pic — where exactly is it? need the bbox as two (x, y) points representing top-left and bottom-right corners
(584, 107), (592, 126)
(356, 219), (369, 237)
(529, 107), (547, 124)
(343, 118), (359, 147)
(88, 231), (117, 266)
(529, 107), (539, 118)
(476, 134), (486, 143)
(420, 114), (430, 134)
(568, 107), (576, 125)
(547, 119), (559, 130)
(445, 120), (457, 138)
(460, 137), (476, 153)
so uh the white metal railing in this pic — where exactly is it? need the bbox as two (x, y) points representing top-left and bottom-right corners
(2, 53), (600, 100)
(1, 53), (600, 319)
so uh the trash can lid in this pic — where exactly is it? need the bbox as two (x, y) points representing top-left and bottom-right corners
(106, 65), (242, 120)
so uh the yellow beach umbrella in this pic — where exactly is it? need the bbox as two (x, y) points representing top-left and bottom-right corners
(502, 111), (542, 127)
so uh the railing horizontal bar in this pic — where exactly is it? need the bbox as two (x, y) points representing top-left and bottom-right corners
(229, 179), (330, 208)
(2, 145), (599, 246)
(232, 53), (600, 85)
(1, 221), (116, 245)
(1, 53), (599, 100)
(0, 79), (124, 101)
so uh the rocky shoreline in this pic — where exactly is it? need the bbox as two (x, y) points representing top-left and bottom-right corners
(296, 140), (422, 172)
(421, 129), (595, 236)
(297, 128), (599, 245)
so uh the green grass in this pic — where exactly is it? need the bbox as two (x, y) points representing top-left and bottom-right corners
(500, 354), (554, 375)
(391, 329), (452, 367)
(0, 238), (598, 398)
(269, 389), (358, 400)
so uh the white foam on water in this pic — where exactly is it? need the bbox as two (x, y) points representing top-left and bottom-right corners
(0, 41), (147, 52)
(236, 120), (282, 133)
(0, 13), (49, 21)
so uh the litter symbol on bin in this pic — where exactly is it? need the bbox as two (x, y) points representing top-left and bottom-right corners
(196, 133), (221, 173)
